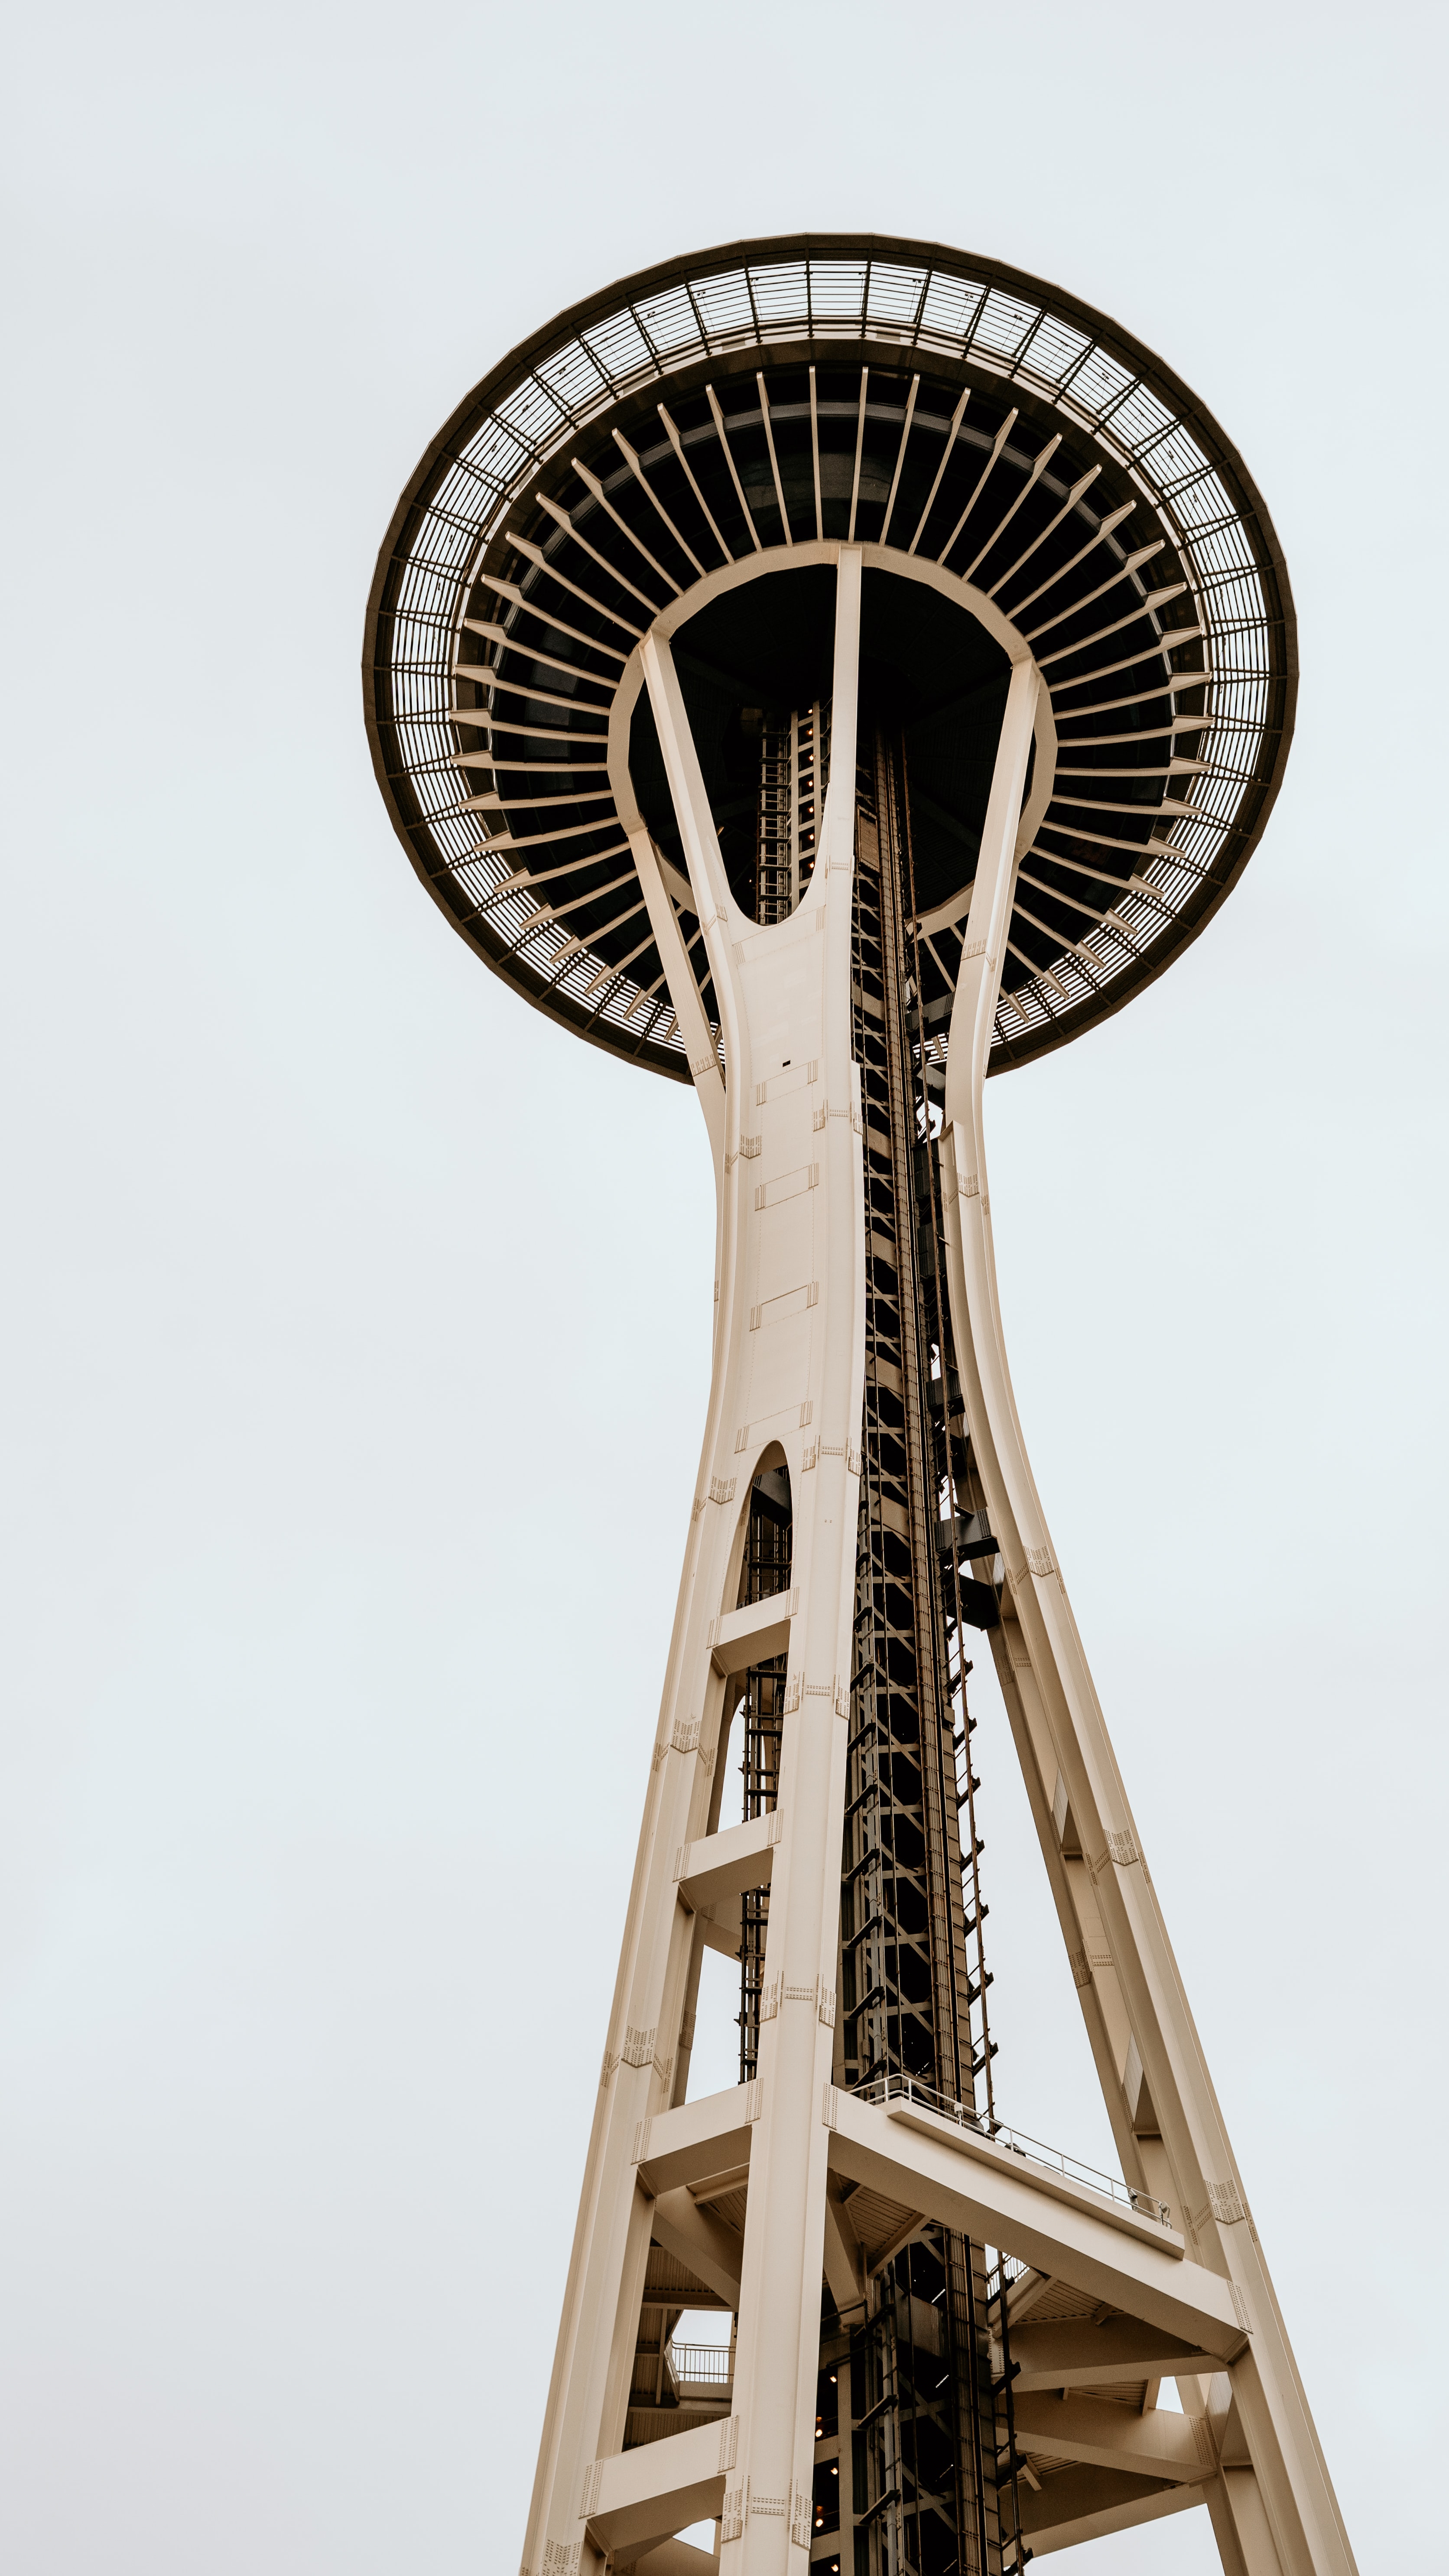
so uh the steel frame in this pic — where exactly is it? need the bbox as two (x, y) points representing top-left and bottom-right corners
(510, 548), (1351, 2576)
(360, 239), (1338, 2576)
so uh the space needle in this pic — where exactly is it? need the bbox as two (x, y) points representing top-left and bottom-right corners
(364, 236), (1349, 2576)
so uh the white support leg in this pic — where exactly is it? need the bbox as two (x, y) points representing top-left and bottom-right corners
(628, 825), (725, 1162)
(520, 550), (867, 2576)
(937, 665), (1357, 2576)
(708, 548), (864, 2568)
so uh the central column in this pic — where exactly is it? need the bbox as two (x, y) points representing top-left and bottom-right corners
(643, 547), (865, 2569)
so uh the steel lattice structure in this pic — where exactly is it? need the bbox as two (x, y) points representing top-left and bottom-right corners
(363, 237), (1349, 2576)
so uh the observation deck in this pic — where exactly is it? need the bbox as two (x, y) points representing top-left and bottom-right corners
(364, 233), (1295, 1085)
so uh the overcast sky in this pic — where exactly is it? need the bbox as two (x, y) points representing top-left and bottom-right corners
(3, 4), (1444, 2570)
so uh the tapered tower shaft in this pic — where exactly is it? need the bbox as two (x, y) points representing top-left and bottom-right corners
(516, 571), (1350, 2576)
(362, 235), (1352, 2576)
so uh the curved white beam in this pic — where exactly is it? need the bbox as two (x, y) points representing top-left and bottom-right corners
(523, 555), (870, 2576)
(606, 538), (1059, 983)
(938, 693), (1357, 2576)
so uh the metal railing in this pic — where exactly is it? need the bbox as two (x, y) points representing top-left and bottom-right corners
(850, 2072), (1172, 2227)
(669, 2342), (734, 2390)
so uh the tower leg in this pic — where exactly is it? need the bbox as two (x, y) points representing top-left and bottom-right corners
(938, 670), (1355, 2576)
(658, 559), (865, 2569)
(520, 551), (873, 2576)
(520, 546), (1353, 2576)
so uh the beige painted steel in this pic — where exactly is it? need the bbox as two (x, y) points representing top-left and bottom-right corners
(937, 667), (1356, 2576)
(517, 540), (1352, 2576)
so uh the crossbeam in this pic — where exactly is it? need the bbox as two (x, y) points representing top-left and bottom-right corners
(634, 2084), (760, 2197)
(825, 2089), (1246, 2361)
(676, 1814), (779, 1915)
(582, 2416), (736, 2557)
(1007, 2314), (1220, 2391)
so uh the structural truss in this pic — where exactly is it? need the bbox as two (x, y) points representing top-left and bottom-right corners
(361, 239), (1349, 2576)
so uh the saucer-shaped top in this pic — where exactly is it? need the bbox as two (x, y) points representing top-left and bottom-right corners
(363, 234), (1294, 1082)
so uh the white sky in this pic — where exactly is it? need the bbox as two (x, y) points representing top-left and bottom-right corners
(2, 3), (1445, 2569)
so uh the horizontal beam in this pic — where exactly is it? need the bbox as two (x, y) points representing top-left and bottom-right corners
(676, 1812), (779, 1913)
(635, 2082), (760, 2196)
(1024, 2470), (1206, 2556)
(1011, 2390), (1207, 2483)
(825, 2091), (1246, 2360)
(583, 2415), (735, 2556)
(708, 1588), (796, 1675)
(1007, 2315), (1220, 2392)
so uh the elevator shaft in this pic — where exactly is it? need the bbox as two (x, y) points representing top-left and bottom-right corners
(712, 723), (1017, 2576)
